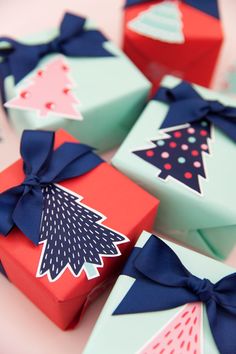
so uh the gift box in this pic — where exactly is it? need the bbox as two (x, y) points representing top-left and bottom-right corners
(123, 0), (223, 93)
(0, 129), (158, 329)
(84, 231), (236, 354)
(0, 12), (150, 152)
(112, 75), (236, 259)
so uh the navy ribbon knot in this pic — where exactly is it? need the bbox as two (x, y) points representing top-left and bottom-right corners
(0, 12), (114, 103)
(0, 130), (103, 245)
(155, 81), (236, 143)
(114, 236), (236, 354)
(23, 174), (41, 188)
(187, 277), (215, 303)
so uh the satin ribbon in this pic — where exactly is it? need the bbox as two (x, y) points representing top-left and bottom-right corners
(153, 81), (236, 143)
(0, 130), (103, 245)
(114, 235), (236, 354)
(0, 12), (114, 103)
(124, 0), (220, 19)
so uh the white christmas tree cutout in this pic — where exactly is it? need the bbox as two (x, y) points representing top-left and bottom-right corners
(36, 184), (129, 282)
(128, 0), (185, 44)
(138, 302), (203, 354)
(5, 56), (82, 120)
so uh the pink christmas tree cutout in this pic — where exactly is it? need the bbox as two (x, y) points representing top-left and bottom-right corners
(138, 302), (203, 354)
(5, 56), (82, 120)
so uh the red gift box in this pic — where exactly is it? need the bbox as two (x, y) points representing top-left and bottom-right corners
(0, 130), (158, 329)
(124, 0), (223, 93)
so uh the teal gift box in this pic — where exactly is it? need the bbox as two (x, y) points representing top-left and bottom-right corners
(0, 13), (150, 152)
(84, 231), (235, 354)
(112, 75), (236, 259)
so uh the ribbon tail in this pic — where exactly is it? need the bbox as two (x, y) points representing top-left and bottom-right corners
(113, 275), (197, 315)
(206, 301), (236, 354)
(13, 186), (43, 245)
(209, 115), (236, 143)
(0, 185), (24, 235)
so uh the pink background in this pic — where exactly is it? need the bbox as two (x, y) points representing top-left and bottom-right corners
(0, 1), (236, 353)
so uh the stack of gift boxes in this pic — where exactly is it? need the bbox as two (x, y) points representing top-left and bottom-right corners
(0, 2), (235, 353)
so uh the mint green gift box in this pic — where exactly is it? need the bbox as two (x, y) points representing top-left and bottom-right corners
(1, 15), (150, 152)
(112, 76), (236, 259)
(84, 231), (235, 354)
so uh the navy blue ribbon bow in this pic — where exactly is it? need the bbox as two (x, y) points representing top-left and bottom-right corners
(153, 81), (236, 143)
(0, 130), (103, 245)
(125, 0), (220, 19)
(0, 12), (113, 102)
(114, 235), (236, 354)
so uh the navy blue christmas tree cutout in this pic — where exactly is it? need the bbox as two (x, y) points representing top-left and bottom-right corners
(133, 120), (212, 194)
(37, 184), (129, 282)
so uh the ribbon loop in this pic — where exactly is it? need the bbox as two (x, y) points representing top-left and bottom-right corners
(0, 130), (103, 244)
(155, 81), (236, 143)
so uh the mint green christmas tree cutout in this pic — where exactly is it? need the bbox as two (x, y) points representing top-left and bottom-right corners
(128, 0), (185, 44)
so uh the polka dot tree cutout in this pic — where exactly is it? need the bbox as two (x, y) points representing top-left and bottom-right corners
(138, 302), (203, 354)
(5, 56), (82, 120)
(133, 120), (212, 194)
(36, 184), (129, 282)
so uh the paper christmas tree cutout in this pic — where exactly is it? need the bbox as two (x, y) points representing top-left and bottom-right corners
(128, 0), (185, 43)
(5, 56), (82, 120)
(133, 120), (212, 194)
(138, 302), (203, 354)
(37, 184), (129, 282)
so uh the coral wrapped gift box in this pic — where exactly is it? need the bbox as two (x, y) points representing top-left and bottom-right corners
(112, 75), (236, 259)
(84, 231), (236, 354)
(123, 0), (223, 92)
(0, 12), (150, 152)
(0, 130), (158, 329)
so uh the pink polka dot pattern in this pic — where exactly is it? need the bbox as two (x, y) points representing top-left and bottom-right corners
(201, 144), (208, 150)
(146, 150), (154, 157)
(181, 144), (188, 151)
(184, 172), (192, 179)
(45, 102), (56, 111)
(169, 142), (177, 148)
(200, 130), (208, 136)
(194, 161), (201, 168)
(161, 152), (169, 159)
(191, 150), (199, 157)
(20, 91), (30, 99)
(164, 163), (172, 170)
(188, 127), (195, 134)
(174, 131), (182, 138)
